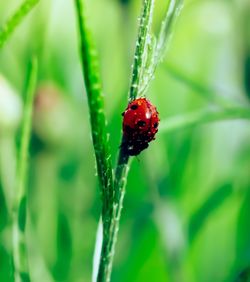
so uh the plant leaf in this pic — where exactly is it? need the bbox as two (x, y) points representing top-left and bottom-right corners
(156, 0), (184, 61)
(13, 56), (38, 282)
(0, 0), (40, 49)
(188, 183), (233, 244)
(74, 0), (114, 219)
(160, 107), (250, 134)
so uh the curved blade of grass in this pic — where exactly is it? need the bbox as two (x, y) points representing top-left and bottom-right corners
(159, 106), (250, 133)
(188, 183), (233, 244)
(156, 0), (184, 60)
(13, 57), (38, 282)
(74, 1), (115, 282)
(163, 62), (235, 107)
(0, 0), (40, 49)
(74, 0), (114, 217)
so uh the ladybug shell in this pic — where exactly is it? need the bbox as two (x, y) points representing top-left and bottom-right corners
(122, 98), (159, 155)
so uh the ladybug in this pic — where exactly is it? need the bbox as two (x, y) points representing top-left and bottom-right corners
(121, 97), (159, 156)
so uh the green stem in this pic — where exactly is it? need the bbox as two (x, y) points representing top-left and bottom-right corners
(0, 0), (40, 49)
(97, 1), (155, 281)
(129, 0), (155, 100)
(13, 57), (38, 282)
(97, 146), (130, 282)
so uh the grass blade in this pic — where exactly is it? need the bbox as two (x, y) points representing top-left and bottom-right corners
(163, 62), (235, 107)
(13, 57), (38, 282)
(156, 0), (184, 60)
(188, 183), (233, 244)
(74, 1), (115, 281)
(0, 0), (40, 49)
(159, 106), (250, 133)
(74, 0), (114, 217)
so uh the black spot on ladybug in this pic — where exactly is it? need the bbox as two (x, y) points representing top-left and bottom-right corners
(130, 104), (138, 110)
(125, 125), (133, 133)
(154, 122), (158, 128)
(137, 120), (146, 127)
(121, 112), (125, 116)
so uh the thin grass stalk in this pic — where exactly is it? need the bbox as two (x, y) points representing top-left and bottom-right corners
(0, 0), (40, 49)
(140, 0), (184, 92)
(129, 0), (155, 100)
(156, 0), (184, 59)
(74, 1), (115, 281)
(96, 149), (130, 282)
(13, 57), (38, 282)
(134, 0), (184, 97)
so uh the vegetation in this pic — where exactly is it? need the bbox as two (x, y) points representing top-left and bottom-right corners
(0, 0), (249, 281)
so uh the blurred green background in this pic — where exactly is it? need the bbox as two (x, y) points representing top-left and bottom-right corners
(0, 0), (250, 281)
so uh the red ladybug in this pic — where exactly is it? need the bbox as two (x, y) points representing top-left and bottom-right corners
(122, 97), (159, 156)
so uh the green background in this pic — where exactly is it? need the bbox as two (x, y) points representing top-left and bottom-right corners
(0, 0), (250, 281)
